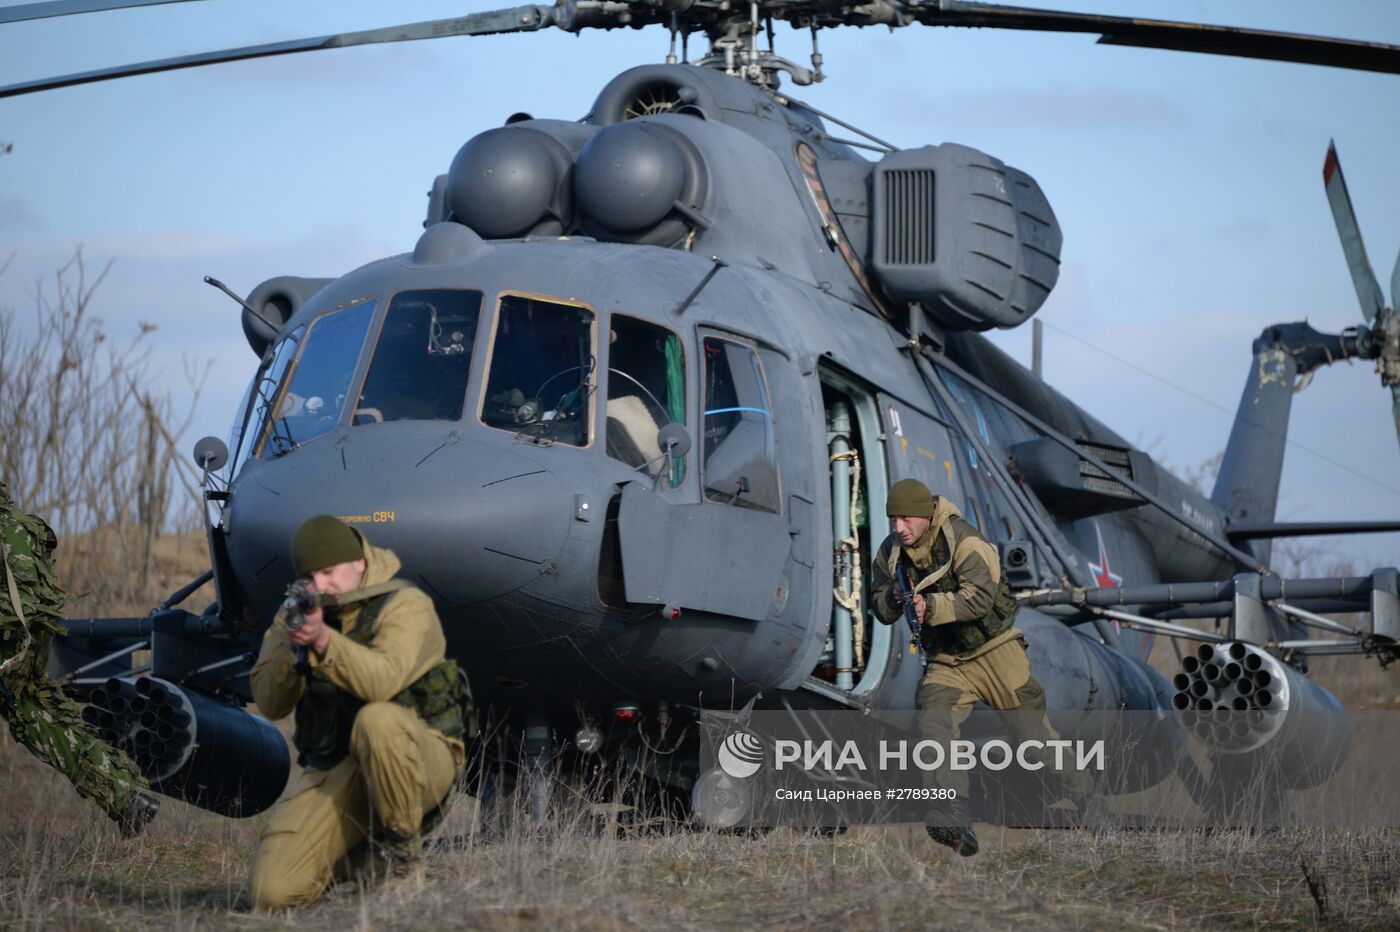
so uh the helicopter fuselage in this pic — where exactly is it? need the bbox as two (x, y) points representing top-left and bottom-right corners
(218, 220), (1212, 730)
(210, 63), (1260, 741)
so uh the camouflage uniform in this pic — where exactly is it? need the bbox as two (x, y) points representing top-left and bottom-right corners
(872, 494), (1043, 806)
(872, 484), (1094, 853)
(0, 479), (147, 825)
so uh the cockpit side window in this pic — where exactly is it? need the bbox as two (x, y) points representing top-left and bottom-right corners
(480, 294), (596, 446)
(702, 337), (779, 512)
(354, 290), (483, 425)
(606, 315), (687, 488)
(257, 299), (377, 457)
(235, 323), (304, 471)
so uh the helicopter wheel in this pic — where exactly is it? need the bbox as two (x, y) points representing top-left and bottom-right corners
(614, 772), (693, 836)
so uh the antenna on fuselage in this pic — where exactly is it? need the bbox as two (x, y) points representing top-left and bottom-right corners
(203, 275), (280, 333)
(1032, 319), (1044, 379)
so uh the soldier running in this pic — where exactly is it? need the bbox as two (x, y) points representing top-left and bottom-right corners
(0, 478), (159, 836)
(871, 478), (1093, 856)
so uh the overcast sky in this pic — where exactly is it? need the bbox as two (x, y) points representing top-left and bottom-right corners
(2, 0), (1398, 569)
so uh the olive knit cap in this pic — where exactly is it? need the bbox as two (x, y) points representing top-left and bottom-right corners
(292, 515), (363, 576)
(886, 478), (937, 518)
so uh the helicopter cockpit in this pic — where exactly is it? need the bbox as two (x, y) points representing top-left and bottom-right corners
(230, 285), (779, 510)
(242, 290), (482, 461)
(481, 294), (595, 447)
(253, 297), (377, 459)
(699, 336), (778, 511)
(355, 289), (482, 426)
(605, 314), (686, 488)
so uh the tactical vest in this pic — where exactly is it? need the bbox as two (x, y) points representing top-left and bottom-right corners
(293, 583), (468, 770)
(899, 524), (1019, 657)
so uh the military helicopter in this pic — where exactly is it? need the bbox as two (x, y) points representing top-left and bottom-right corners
(7, 0), (1400, 823)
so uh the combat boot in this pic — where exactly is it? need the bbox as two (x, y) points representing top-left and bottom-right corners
(923, 801), (978, 857)
(925, 822), (979, 857)
(380, 830), (425, 891)
(117, 791), (159, 838)
(1074, 793), (1113, 831)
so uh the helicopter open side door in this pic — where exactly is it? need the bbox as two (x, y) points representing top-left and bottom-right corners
(614, 332), (791, 621)
(615, 482), (788, 621)
(806, 373), (956, 701)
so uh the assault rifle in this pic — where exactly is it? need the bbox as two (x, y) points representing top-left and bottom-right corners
(896, 563), (926, 665)
(281, 579), (318, 674)
(280, 577), (410, 675)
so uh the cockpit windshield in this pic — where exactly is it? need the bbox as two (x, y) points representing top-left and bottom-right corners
(354, 290), (482, 424)
(481, 295), (595, 446)
(257, 299), (377, 457)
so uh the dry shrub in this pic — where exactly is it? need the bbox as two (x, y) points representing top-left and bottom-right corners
(0, 249), (210, 615)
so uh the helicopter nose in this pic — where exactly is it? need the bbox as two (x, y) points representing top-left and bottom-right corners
(225, 427), (573, 607)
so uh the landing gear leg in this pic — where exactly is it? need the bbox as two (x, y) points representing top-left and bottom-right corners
(524, 712), (552, 826)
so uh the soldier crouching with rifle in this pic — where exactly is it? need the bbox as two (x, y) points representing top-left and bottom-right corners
(871, 479), (1093, 857)
(248, 515), (467, 910)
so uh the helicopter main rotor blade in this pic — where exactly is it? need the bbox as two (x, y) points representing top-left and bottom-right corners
(1391, 244), (1400, 315)
(0, 4), (554, 99)
(1391, 383), (1400, 458)
(914, 1), (1400, 75)
(0, 0), (202, 26)
(1322, 141), (1386, 324)
(1388, 380), (1400, 450)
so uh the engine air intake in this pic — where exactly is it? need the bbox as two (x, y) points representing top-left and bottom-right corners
(870, 143), (1061, 331)
(881, 168), (936, 265)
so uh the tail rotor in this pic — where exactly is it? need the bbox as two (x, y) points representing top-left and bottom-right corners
(1322, 141), (1400, 453)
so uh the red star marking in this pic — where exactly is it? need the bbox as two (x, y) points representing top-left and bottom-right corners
(1086, 523), (1122, 588)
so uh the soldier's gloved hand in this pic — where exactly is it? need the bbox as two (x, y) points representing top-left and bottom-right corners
(286, 604), (332, 657)
(117, 791), (160, 838)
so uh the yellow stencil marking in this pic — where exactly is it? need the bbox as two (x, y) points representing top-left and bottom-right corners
(338, 511), (396, 524)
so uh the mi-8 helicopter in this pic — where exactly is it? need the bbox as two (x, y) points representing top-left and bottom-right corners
(5, 0), (1400, 823)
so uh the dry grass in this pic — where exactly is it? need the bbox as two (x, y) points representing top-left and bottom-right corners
(4, 736), (1399, 930)
(15, 533), (1397, 928)
(53, 529), (217, 619)
(13, 535), (1397, 928)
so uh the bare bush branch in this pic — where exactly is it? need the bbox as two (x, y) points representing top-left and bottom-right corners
(0, 249), (210, 614)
